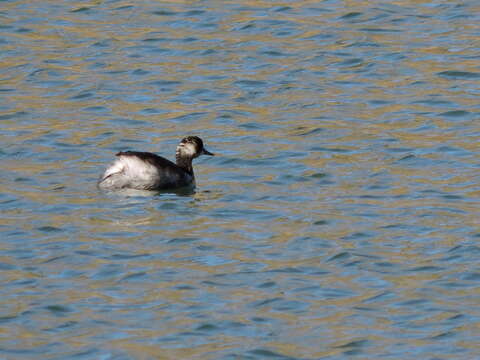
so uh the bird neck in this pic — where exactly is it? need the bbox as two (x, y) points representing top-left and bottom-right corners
(176, 154), (194, 174)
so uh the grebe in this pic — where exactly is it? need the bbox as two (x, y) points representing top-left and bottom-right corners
(98, 136), (214, 191)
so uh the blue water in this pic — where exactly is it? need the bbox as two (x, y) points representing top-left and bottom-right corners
(0, 1), (479, 359)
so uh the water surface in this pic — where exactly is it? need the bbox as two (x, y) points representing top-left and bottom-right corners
(1, 0), (479, 359)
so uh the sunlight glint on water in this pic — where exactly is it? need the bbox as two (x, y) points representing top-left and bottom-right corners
(0, 1), (479, 359)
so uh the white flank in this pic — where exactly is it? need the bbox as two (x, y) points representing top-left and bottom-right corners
(99, 155), (161, 189)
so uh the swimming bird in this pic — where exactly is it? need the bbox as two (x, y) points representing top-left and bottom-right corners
(98, 136), (214, 191)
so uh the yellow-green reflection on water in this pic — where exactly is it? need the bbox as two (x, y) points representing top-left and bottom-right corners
(0, 0), (479, 359)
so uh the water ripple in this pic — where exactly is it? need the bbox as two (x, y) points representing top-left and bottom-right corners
(0, 0), (479, 359)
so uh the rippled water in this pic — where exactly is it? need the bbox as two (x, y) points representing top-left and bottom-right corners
(1, 1), (479, 359)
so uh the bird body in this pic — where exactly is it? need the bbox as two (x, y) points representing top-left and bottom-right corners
(98, 136), (213, 191)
